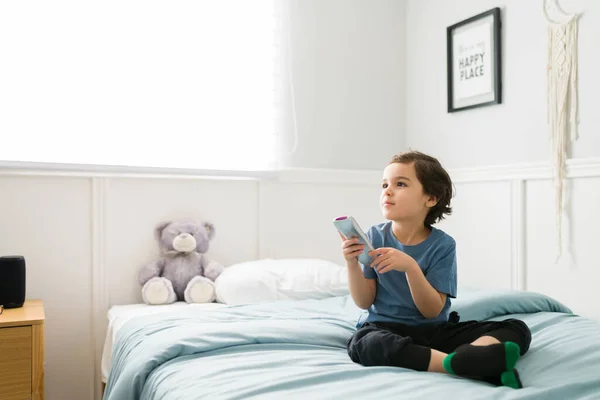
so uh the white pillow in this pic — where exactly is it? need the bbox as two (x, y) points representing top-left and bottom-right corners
(214, 258), (349, 305)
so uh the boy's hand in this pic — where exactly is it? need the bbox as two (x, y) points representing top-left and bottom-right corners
(339, 233), (364, 263)
(369, 248), (416, 274)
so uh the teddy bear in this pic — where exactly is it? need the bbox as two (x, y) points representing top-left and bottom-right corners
(138, 220), (224, 305)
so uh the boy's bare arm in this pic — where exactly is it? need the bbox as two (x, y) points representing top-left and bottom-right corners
(405, 260), (446, 318)
(369, 247), (445, 318)
(340, 235), (376, 309)
(347, 260), (376, 309)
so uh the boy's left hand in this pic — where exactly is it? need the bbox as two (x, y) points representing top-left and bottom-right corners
(369, 248), (416, 274)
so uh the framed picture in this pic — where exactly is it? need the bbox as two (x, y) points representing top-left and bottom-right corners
(447, 7), (502, 113)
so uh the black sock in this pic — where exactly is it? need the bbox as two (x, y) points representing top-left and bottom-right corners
(442, 341), (521, 377)
(501, 369), (523, 389)
(467, 371), (523, 389)
(475, 375), (502, 386)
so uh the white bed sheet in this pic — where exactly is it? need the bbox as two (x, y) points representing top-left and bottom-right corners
(101, 302), (228, 383)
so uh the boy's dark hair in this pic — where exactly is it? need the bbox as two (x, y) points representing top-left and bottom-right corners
(389, 150), (453, 227)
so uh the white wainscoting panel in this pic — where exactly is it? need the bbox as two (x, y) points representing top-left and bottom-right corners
(437, 181), (514, 291)
(0, 176), (93, 400)
(526, 177), (600, 321)
(258, 180), (382, 263)
(103, 177), (261, 306)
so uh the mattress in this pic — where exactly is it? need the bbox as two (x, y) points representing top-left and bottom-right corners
(101, 301), (227, 383)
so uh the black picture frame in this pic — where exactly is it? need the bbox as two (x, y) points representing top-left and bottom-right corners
(447, 7), (502, 113)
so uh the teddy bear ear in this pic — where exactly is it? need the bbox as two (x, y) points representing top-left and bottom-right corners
(204, 222), (215, 239)
(154, 220), (172, 240)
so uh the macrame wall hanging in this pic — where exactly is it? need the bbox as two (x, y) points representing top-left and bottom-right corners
(543, 0), (580, 260)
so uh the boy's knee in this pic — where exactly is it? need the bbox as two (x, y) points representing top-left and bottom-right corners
(347, 326), (383, 365)
(500, 319), (532, 355)
(347, 325), (430, 371)
(347, 325), (405, 367)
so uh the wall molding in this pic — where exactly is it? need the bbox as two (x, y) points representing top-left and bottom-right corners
(0, 160), (276, 180)
(91, 177), (109, 400)
(510, 180), (526, 291)
(1, 157), (600, 185)
(449, 157), (600, 183)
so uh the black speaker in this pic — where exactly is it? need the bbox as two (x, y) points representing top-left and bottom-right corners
(0, 256), (26, 309)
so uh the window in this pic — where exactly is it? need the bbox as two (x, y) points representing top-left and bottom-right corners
(0, 1), (280, 172)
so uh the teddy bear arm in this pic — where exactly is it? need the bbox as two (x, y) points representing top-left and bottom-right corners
(138, 258), (166, 286)
(202, 258), (224, 281)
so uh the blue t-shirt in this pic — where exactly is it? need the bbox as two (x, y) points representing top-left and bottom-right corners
(357, 221), (457, 327)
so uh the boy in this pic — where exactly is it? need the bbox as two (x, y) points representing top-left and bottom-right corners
(341, 151), (531, 389)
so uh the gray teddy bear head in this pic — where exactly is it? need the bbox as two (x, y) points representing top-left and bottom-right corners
(155, 220), (215, 254)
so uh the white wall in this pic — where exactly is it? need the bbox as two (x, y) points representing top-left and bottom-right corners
(404, 0), (600, 327)
(405, 0), (600, 169)
(280, 0), (406, 170)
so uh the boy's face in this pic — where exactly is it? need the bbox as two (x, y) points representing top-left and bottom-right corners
(380, 162), (437, 224)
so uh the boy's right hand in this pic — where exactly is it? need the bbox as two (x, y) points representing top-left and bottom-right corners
(339, 233), (365, 263)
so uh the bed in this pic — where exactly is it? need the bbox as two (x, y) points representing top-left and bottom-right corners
(101, 301), (228, 384)
(101, 260), (600, 399)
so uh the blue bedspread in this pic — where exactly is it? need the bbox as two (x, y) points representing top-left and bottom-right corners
(103, 288), (600, 400)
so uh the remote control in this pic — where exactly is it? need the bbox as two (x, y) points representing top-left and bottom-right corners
(333, 216), (374, 265)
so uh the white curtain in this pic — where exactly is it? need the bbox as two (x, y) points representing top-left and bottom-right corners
(0, 0), (280, 172)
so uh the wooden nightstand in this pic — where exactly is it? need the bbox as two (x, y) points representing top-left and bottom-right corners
(0, 300), (45, 400)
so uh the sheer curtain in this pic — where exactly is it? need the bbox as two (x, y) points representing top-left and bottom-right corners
(0, 1), (280, 172)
